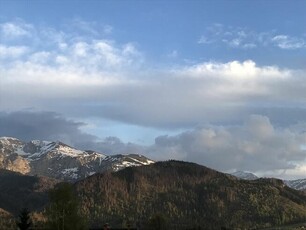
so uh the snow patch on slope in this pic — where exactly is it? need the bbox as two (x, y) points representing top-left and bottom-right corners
(231, 171), (258, 180)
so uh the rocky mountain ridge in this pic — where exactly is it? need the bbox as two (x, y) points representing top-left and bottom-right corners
(0, 137), (154, 181)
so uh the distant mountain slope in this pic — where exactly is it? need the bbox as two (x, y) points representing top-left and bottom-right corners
(285, 179), (306, 191)
(231, 170), (306, 192)
(75, 160), (306, 229)
(231, 170), (258, 180)
(0, 137), (154, 181)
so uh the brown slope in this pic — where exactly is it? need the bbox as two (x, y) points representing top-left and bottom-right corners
(0, 207), (16, 229)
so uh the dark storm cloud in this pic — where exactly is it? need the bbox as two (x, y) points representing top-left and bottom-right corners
(0, 110), (145, 155)
(0, 110), (97, 146)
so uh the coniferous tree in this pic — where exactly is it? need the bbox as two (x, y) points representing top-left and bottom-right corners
(17, 208), (32, 230)
(148, 213), (168, 230)
(46, 182), (86, 230)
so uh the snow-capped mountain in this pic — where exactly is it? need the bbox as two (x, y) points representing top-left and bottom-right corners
(284, 179), (306, 191)
(231, 171), (258, 180)
(0, 137), (154, 181)
(231, 170), (306, 191)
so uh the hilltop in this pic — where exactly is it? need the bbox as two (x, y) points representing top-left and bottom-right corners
(75, 160), (306, 229)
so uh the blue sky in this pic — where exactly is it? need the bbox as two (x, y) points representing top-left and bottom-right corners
(1, 0), (306, 179)
(2, 0), (306, 67)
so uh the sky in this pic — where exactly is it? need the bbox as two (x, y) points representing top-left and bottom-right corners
(0, 0), (306, 179)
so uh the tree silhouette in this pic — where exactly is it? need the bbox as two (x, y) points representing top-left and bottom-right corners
(16, 208), (32, 230)
(148, 213), (168, 230)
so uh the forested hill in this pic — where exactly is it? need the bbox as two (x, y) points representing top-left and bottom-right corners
(0, 169), (58, 215)
(75, 160), (306, 229)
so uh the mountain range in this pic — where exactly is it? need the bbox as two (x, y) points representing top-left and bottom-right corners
(3, 136), (306, 192)
(2, 160), (306, 229)
(0, 137), (154, 181)
(3, 136), (306, 228)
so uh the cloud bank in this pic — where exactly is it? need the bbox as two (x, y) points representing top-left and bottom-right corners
(149, 115), (306, 176)
(2, 111), (306, 179)
(1, 20), (306, 131)
(2, 19), (306, 179)
(2, 50), (306, 129)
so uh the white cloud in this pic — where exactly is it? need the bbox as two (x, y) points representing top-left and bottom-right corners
(148, 115), (306, 179)
(271, 35), (306, 49)
(0, 21), (147, 125)
(39, 28), (67, 49)
(66, 40), (143, 70)
(199, 24), (306, 50)
(2, 49), (306, 129)
(28, 51), (51, 63)
(0, 21), (32, 38)
(0, 19), (143, 92)
(73, 41), (89, 57)
(171, 60), (292, 104)
(0, 19), (141, 72)
(0, 44), (28, 58)
(179, 60), (287, 78)
(198, 24), (260, 49)
(66, 18), (113, 37)
(93, 40), (124, 66)
(1, 61), (123, 87)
